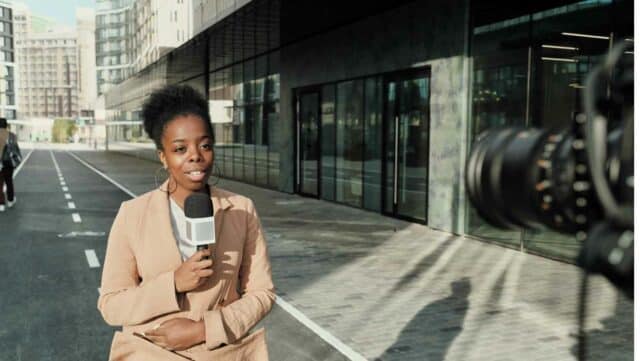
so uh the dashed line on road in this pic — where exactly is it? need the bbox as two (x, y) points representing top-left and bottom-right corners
(72, 213), (82, 223)
(68, 150), (369, 361)
(84, 249), (100, 268)
(68, 202), (76, 209)
(62, 186), (69, 192)
(49, 150), (62, 175)
(65, 194), (72, 200)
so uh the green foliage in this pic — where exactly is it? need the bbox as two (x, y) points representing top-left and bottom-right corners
(51, 119), (77, 143)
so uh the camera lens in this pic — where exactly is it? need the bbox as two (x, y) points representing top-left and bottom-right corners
(466, 127), (547, 229)
(465, 126), (594, 233)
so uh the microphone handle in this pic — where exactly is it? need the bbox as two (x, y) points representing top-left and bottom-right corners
(197, 244), (210, 259)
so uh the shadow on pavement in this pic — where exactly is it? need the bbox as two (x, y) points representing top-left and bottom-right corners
(570, 292), (634, 361)
(377, 278), (471, 361)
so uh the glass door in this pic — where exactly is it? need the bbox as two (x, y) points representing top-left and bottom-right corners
(297, 90), (320, 197)
(383, 70), (430, 222)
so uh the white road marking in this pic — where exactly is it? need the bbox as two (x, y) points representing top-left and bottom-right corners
(68, 202), (76, 209)
(49, 150), (62, 175)
(67, 151), (136, 198)
(62, 186), (69, 192)
(58, 231), (105, 238)
(65, 194), (72, 200)
(4, 148), (33, 193)
(84, 249), (100, 268)
(13, 149), (34, 178)
(275, 296), (368, 360)
(72, 213), (82, 223)
(61, 182), (67, 186)
(68, 151), (367, 361)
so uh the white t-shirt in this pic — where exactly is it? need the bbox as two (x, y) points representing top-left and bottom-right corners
(169, 197), (197, 261)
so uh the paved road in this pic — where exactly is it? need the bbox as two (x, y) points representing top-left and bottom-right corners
(0, 146), (632, 361)
(0, 148), (348, 361)
(0, 149), (125, 359)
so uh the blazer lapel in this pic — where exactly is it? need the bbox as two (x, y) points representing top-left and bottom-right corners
(145, 182), (183, 271)
(208, 187), (234, 307)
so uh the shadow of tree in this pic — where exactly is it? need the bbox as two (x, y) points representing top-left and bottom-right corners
(377, 278), (471, 361)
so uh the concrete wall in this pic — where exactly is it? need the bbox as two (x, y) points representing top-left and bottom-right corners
(278, 0), (470, 232)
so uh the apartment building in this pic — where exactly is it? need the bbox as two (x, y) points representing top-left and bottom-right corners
(0, 0), (15, 120)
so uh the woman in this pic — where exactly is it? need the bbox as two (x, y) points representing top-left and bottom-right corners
(98, 85), (275, 360)
(0, 117), (20, 212)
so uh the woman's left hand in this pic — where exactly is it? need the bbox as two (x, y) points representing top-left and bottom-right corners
(144, 318), (205, 351)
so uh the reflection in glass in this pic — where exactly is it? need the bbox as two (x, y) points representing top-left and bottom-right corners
(397, 77), (429, 221)
(384, 82), (395, 215)
(299, 92), (319, 196)
(336, 80), (363, 207)
(363, 77), (382, 211)
(267, 98), (280, 188)
(525, 1), (613, 259)
(468, 0), (623, 260)
(383, 73), (429, 222)
(321, 85), (336, 201)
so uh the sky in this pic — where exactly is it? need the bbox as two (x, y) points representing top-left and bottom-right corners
(18, 0), (95, 28)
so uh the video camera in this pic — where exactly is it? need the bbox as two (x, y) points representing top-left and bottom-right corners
(465, 41), (634, 298)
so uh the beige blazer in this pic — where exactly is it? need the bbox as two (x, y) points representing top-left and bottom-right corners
(98, 181), (275, 360)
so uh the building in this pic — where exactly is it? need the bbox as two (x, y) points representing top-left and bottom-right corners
(96, 0), (193, 95)
(95, 0), (136, 95)
(104, 0), (634, 262)
(13, 2), (57, 40)
(0, 1), (16, 120)
(15, 5), (96, 121)
(133, 0), (193, 73)
(17, 30), (79, 118)
(192, 0), (248, 37)
(76, 8), (97, 115)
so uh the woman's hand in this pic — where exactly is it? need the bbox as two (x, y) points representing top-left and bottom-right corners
(144, 318), (205, 351)
(174, 249), (213, 293)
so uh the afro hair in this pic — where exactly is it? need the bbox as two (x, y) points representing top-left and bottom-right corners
(141, 84), (213, 149)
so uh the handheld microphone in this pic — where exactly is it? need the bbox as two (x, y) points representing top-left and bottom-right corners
(184, 192), (215, 258)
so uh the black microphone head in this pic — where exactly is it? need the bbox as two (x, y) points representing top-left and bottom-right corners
(184, 192), (214, 218)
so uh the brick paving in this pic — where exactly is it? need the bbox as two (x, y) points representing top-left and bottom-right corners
(73, 149), (633, 361)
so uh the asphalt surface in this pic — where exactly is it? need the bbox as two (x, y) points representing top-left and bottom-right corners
(1, 145), (632, 361)
(0, 148), (347, 361)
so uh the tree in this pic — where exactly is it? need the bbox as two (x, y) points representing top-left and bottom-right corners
(51, 119), (77, 143)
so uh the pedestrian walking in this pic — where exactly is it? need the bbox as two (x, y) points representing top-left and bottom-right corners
(98, 84), (274, 360)
(0, 117), (21, 212)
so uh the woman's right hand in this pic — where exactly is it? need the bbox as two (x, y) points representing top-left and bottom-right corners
(174, 249), (213, 293)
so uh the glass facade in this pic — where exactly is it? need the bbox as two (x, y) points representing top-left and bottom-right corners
(468, 0), (634, 259)
(96, 0), (135, 95)
(103, 0), (632, 262)
(295, 68), (430, 222)
(210, 53), (281, 189)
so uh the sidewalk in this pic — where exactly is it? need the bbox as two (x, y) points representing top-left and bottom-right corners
(73, 149), (633, 361)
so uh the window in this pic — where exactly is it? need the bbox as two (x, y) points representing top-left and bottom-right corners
(468, 0), (631, 260)
(335, 80), (364, 207)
